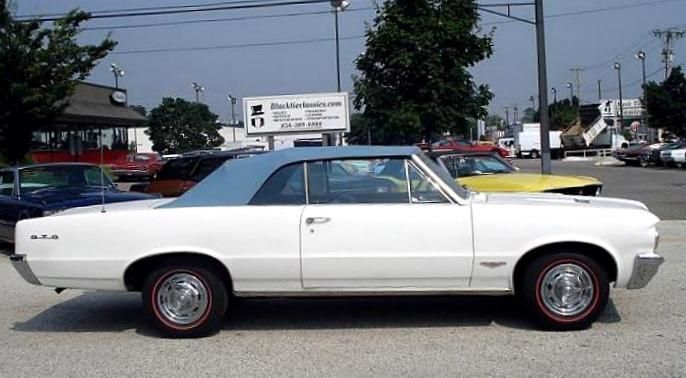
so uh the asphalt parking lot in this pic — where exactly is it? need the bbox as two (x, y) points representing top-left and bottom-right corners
(1, 160), (684, 376)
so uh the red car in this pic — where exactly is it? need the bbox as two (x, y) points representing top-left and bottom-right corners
(109, 153), (165, 181)
(429, 139), (510, 159)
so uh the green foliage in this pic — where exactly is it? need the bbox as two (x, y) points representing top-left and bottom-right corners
(645, 67), (686, 137)
(352, 0), (494, 145)
(0, 4), (116, 163)
(549, 98), (579, 131)
(145, 97), (224, 154)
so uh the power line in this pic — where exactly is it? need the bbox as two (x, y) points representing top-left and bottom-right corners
(110, 35), (364, 55)
(480, 0), (684, 26)
(83, 7), (373, 32)
(17, 0), (282, 18)
(16, 0), (331, 22)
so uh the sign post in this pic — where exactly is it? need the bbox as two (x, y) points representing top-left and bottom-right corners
(243, 92), (350, 150)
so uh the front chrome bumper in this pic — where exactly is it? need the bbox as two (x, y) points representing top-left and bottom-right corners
(627, 253), (664, 289)
(9, 254), (41, 286)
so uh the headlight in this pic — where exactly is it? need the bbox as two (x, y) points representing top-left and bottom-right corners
(42, 209), (65, 216)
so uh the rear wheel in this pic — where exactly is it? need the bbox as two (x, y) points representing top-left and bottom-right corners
(143, 263), (228, 338)
(520, 253), (609, 330)
(530, 150), (540, 159)
(639, 155), (649, 167)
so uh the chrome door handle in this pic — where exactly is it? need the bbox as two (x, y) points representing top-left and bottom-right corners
(305, 217), (331, 225)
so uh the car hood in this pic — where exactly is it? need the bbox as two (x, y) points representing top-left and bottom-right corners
(458, 173), (601, 192)
(22, 187), (157, 209)
(475, 191), (650, 212)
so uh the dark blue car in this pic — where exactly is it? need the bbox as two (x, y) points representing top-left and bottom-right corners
(0, 163), (155, 247)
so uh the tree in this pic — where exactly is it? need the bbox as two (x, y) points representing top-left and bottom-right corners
(146, 97), (224, 154)
(485, 114), (504, 129)
(129, 104), (147, 117)
(353, 0), (493, 145)
(0, 4), (116, 162)
(645, 67), (686, 138)
(548, 99), (579, 131)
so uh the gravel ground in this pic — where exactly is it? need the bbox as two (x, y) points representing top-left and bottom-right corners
(0, 221), (683, 377)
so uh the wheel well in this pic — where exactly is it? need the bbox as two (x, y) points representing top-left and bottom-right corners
(512, 242), (618, 292)
(124, 252), (232, 293)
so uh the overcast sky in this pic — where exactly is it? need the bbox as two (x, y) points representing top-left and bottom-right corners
(14, 0), (686, 123)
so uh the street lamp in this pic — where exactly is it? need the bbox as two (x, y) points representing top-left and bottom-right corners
(551, 87), (557, 103)
(636, 50), (649, 136)
(192, 82), (205, 103)
(613, 62), (624, 129)
(529, 95), (536, 111)
(228, 95), (238, 142)
(326, 0), (350, 146)
(565, 82), (574, 103)
(110, 63), (124, 89)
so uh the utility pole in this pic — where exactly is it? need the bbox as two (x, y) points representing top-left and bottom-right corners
(614, 62), (624, 129)
(513, 104), (519, 125)
(654, 28), (685, 80)
(597, 80), (602, 100)
(570, 66), (585, 104)
(502, 105), (510, 128)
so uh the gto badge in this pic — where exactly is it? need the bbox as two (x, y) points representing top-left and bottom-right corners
(30, 234), (59, 240)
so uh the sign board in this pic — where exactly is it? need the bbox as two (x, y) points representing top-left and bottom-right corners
(243, 92), (350, 136)
(599, 99), (644, 119)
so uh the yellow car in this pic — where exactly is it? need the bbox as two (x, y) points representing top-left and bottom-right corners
(434, 152), (602, 196)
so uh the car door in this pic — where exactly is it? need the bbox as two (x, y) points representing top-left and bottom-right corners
(300, 158), (473, 290)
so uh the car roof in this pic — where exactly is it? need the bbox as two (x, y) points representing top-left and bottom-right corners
(1, 162), (99, 172)
(429, 150), (499, 158)
(163, 145), (420, 208)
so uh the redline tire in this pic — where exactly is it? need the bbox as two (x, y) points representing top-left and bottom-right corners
(143, 265), (228, 338)
(520, 253), (609, 331)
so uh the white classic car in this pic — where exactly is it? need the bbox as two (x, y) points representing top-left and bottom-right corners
(10, 146), (664, 337)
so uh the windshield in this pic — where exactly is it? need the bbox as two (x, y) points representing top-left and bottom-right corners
(438, 154), (514, 178)
(416, 153), (469, 199)
(19, 165), (115, 194)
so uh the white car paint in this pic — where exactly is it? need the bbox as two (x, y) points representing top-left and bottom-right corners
(669, 148), (686, 165)
(14, 192), (659, 295)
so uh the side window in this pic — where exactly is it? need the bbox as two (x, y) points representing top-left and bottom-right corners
(250, 163), (305, 205)
(307, 159), (407, 204)
(0, 171), (14, 196)
(407, 162), (449, 203)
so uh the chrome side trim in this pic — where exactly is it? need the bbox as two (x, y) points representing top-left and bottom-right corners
(235, 289), (513, 298)
(9, 254), (41, 286)
(627, 253), (665, 290)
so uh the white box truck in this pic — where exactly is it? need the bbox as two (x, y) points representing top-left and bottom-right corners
(515, 127), (563, 159)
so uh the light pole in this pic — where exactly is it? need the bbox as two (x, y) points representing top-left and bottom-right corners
(636, 51), (649, 137)
(228, 95), (238, 142)
(565, 82), (574, 103)
(192, 82), (205, 103)
(613, 62), (624, 130)
(529, 95), (536, 111)
(551, 87), (557, 103)
(597, 79), (602, 100)
(110, 63), (124, 89)
(326, 0), (350, 146)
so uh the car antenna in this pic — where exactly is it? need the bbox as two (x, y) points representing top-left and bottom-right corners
(99, 127), (106, 213)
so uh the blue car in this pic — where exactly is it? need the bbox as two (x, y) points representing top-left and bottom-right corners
(0, 163), (155, 248)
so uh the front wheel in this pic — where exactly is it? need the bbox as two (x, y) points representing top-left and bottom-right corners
(529, 150), (540, 159)
(143, 264), (228, 338)
(520, 253), (609, 330)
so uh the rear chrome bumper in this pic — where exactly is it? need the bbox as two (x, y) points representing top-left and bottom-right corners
(627, 253), (664, 289)
(9, 254), (41, 285)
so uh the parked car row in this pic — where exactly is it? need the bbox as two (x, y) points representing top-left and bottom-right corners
(614, 141), (686, 168)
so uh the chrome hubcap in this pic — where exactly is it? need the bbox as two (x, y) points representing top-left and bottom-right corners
(156, 273), (209, 325)
(540, 263), (594, 317)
